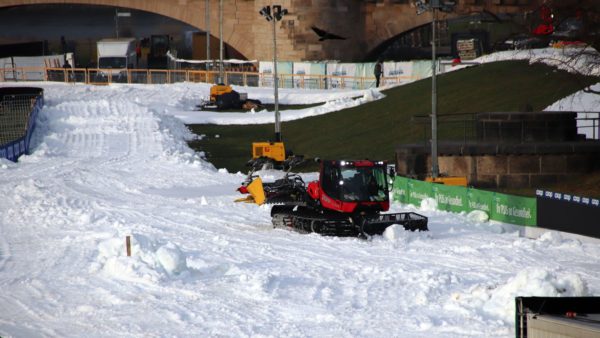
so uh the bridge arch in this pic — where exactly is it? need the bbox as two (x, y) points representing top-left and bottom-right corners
(0, 0), (257, 61)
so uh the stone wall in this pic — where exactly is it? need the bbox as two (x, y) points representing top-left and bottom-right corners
(396, 144), (600, 189)
(437, 153), (599, 188)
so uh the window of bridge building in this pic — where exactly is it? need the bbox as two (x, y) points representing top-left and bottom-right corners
(493, 0), (532, 4)
(364, 0), (411, 3)
(491, 0), (530, 4)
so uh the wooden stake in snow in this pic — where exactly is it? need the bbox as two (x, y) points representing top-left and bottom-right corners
(126, 236), (131, 257)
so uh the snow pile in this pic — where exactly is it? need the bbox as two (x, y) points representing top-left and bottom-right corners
(475, 47), (600, 76)
(466, 210), (489, 223)
(420, 197), (438, 211)
(156, 243), (188, 276)
(0, 158), (16, 169)
(94, 235), (189, 282)
(464, 210), (518, 234)
(545, 82), (600, 112)
(383, 223), (422, 243)
(453, 268), (588, 323)
(537, 231), (565, 245)
(175, 87), (384, 125)
(362, 88), (384, 101)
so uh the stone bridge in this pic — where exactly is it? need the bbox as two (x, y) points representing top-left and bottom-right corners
(0, 0), (540, 61)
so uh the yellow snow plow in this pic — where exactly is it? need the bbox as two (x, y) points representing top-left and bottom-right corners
(234, 177), (266, 205)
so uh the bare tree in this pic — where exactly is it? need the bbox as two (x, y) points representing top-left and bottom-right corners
(537, 1), (600, 93)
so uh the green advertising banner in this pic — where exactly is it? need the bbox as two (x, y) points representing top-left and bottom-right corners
(392, 176), (409, 204)
(466, 188), (494, 214)
(407, 179), (433, 206)
(432, 184), (468, 213)
(392, 176), (538, 227)
(491, 192), (537, 227)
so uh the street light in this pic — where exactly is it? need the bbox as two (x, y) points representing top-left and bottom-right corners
(415, 0), (455, 179)
(259, 5), (288, 142)
(218, 0), (224, 83)
(114, 9), (131, 39)
(205, 0), (210, 63)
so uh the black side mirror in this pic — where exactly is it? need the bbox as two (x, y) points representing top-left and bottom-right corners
(387, 165), (396, 178)
(387, 165), (396, 185)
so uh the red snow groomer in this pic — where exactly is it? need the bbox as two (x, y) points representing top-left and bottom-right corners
(236, 159), (428, 237)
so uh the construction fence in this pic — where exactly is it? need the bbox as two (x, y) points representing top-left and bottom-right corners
(1, 53), (74, 81)
(0, 66), (421, 89)
(0, 59), (440, 90)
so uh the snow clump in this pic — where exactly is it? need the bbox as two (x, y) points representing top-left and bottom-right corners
(156, 242), (188, 276)
(466, 210), (489, 223)
(420, 198), (438, 211)
(452, 268), (588, 323)
(93, 234), (189, 282)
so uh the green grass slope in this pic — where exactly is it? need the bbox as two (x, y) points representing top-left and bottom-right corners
(188, 60), (598, 173)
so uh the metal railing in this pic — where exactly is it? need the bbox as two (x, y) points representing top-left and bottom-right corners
(0, 94), (38, 145)
(0, 66), (423, 90)
(412, 112), (478, 145)
(412, 111), (600, 144)
(0, 87), (44, 161)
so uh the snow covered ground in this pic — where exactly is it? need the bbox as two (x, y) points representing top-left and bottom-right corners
(1, 80), (599, 338)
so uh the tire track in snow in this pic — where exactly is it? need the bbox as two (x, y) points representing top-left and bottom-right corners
(0, 93), (187, 335)
(0, 226), (11, 301)
(0, 84), (326, 335)
(43, 97), (166, 163)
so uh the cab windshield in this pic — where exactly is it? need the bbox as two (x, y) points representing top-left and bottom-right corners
(99, 57), (127, 69)
(339, 166), (388, 202)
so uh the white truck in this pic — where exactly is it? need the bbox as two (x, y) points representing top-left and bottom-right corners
(96, 38), (137, 82)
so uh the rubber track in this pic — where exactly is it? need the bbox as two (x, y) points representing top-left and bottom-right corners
(271, 208), (428, 237)
(272, 208), (360, 237)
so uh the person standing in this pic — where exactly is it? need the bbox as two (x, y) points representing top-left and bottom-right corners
(62, 57), (73, 82)
(374, 60), (383, 88)
(135, 42), (142, 65)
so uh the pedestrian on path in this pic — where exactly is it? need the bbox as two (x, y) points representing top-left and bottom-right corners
(374, 60), (383, 88)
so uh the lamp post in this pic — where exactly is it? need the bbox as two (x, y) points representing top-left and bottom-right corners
(259, 5), (288, 142)
(218, 0), (224, 84)
(114, 9), (131, 39)
(415, 0), (454, 179)
(431, 6), (439, 179)
(205, 0), (210, 63)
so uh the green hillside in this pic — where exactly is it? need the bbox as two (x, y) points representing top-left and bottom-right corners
(188, 60), (598, 173)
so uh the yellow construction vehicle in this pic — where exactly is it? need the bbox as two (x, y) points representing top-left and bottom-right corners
(252, 141), (286, 163)
(247, 141), (301, 170)
(425, 175), (468, 187)
(199, 84), (261, 111)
